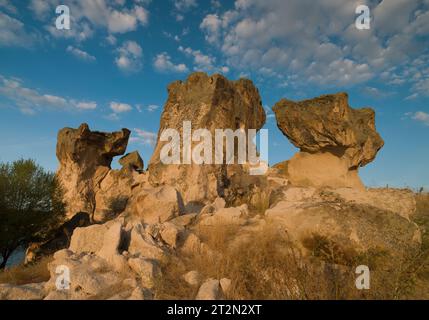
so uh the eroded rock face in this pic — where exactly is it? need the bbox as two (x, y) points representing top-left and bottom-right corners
(57, 123), (130, 218)
(119, 151), (144, 171)
(148, 72), (266, 205)
(264, 187), (421, 256)
(273, 93), (384, 189)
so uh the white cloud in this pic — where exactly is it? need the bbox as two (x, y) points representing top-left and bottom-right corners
(136, 104), (160, 112)
(174, 0), (197, 11)
(0, 0), (17, 13)
(200, 0), (429, 88)
(29, 0), (51, 19)
(211, 0), (221, 9)
(0, 74), (96, 114)
(106, 34), (117, 45)
(107, 6), (148, 33)
(46, 19), (94, 42)
(147, 104), (160, 112)
(154, 52), (188, 73)
(110, 101), (133, 113)
(66, 46), (96, 62)
(178, 46), (229, 73)
(412, 111), (429, 126)
(75, 101), (97, 110)
(200, 14), (222, 44)
(130, 128), (157, 146)
(104, 112), (120, 121)
(30, 0), (150, 42)
(115, 41), (143, 72)
(0, 12), (36, 47)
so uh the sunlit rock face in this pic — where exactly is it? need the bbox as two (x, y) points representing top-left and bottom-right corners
(56, 123), (130, 218)
(148, 72), (266, 206)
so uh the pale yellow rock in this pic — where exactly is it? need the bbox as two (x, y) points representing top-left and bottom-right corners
(195, 279), (222, 300)
(285, 152), (364, 189)
(220, 278), (231, 294)
(128, 258), (159, 288)
(128, 226), (166, 260)
(199, 204), (248, 226)
(69, 224), (108, 254)
(148, 72), (266, 204)
(183, 271), (202, 286)
(160, 222), (184, 249)
(130, 186), (182, 224)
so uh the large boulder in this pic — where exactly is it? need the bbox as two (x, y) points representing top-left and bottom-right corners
(195, 279), (223, 300)
(69, 223), (108, 254)
(273, 93), (384, 189)
(56, 123), (130, 218)
(130, 186), (184, 224)
(148, 72), (266, 206)
(265, 187), (421, 257)
(119, 151), (144, 171)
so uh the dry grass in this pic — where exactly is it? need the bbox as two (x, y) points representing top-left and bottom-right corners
(155, 224), (357, 300)
(155, 214), (429, 300)
(0, 256), (52, 285)
(409, 193), (429, 298)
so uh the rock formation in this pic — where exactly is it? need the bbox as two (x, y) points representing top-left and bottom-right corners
(273, 92), (384, 189)
(119, 151), (144, 172)
(148, 72), (266, 207)
(57, 123), (130, 217)
(2, 74), (426, 301)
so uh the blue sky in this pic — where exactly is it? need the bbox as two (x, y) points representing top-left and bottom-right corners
(0, 0), (428, 189)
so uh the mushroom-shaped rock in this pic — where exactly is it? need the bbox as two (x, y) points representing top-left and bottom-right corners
(273, 93), (384, 189)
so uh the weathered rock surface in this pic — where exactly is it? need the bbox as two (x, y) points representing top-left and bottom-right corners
(183, 270), (202, 286)
(130, 186), (184, 224)
(199, 204), (249, 226)
(39, 218), (167, 300)
(57, 123), (131, 218)
(195, 279), (223, 300)
(69, 223), (108, 254)
(265, 187), (421, 256)
(119, 151), (144, 171)
(148, 72), (266, 205)
(93, 168), (145, 222)
(273, 93), (384, 189)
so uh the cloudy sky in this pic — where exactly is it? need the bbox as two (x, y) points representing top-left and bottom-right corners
(0, 0), (428, 189)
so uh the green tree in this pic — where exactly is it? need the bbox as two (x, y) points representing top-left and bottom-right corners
(0, 159), (65, 269)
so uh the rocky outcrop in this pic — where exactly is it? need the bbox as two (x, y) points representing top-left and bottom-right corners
(41, 218), (172, 300)
(195, 279), (223, 300)
(119, 151), (144, 172)
(273, 93), (384, 189)
(148, 72), (266, 206)
(3, 74), (425, 301)
(265, 187), (421, 256)
(129, 186), (184, 224)
(56, 123), (130, 218)
(56, 123), (149, 222)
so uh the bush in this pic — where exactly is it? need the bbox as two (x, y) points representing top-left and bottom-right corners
(0, 159), (66, 269)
